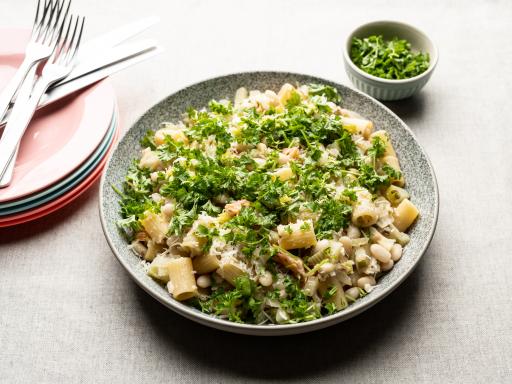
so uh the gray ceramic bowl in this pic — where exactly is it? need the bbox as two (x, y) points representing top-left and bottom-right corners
(343, 21), (438, 101)
(99, 71), (439, 336)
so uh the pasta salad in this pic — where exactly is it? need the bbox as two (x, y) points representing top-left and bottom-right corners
(116, 83), (419, 324)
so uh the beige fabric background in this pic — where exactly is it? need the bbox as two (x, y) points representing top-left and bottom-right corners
(1, 0), (511, 383)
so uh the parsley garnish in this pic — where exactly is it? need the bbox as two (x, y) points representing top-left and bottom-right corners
(358, 163), (391, 192)
(307, 83), (342, 103)
(313, 198), (353, 239)
(367, 136), (386, 159)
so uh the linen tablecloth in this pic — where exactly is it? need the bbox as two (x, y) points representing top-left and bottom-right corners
(1, 0), (511, 382)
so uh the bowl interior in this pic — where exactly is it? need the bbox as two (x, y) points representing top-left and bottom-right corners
(100, 71), (439, 335)
(345, 21), (438, 75)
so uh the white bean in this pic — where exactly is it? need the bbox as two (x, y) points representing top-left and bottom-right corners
(318, 152), (329, 166)
(357, 276), (376, 289)
(370, 244), (391, 263)
(259, 271), (273, 287)
(130, 241), (147, 257)
(303, 277), (319, 297)
(329, 241), (344, 259)
(196, 275), (211, 288)
(345, 287), (360, 301)
(161, 203), (175, 217)
(381, 259), (394, 272)
(276, 308), (289, 323)
(278, 153), (290, 165)
(214, 194), (229, 205)
(254, 158), (266, 168)
(347, 225), (361, 239)
(339, 236), (352, 255)
(257, 143), (267, 153)
(391, 243), (403, 261)
(319, 262), (335, 274)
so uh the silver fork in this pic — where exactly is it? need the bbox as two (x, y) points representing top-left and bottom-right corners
(0, 0), (70, 187)
(0, 0), (69, 122)
(0, 15), (85, 184)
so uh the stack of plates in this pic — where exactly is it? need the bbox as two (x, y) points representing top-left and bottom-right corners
(0, 29), (119, 227)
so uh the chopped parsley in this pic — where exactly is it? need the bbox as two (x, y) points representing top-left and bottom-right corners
(350, 35), (430, 80)
(367, 136), (386, 159)
(307, 83), (342, 103)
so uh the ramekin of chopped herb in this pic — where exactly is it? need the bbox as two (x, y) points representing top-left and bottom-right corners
(343, 21), (438, 101)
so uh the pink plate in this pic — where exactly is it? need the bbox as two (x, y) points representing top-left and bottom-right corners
(0, 122), (120, 227)
(0, 28), (115, 202)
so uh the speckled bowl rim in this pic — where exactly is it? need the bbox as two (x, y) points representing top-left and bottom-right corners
(99, 71), (439, 336)
(343, 20), (439, 85)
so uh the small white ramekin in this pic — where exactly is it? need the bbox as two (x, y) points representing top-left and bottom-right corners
(343, 20), (438, 101)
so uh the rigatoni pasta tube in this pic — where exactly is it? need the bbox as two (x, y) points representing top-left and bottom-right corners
(370, 130), (396, 157)
(154, 127), (188, 146)
(167, 257), (197, 301)
(234, 87), (248, 106)
(181, 231), (204, 256)
(277, 83), (295, 105)
(381, 155), (404, 187)
(352, 192), (378, 228)
(218, 262), (246, 286)
(140, 211), (168, 244)
(337, 108), (363, 119)
(272, 166), (294, 182)
(342, 117), (374, 138)
(393, 199), (419, 232)
(277, 220), (317, 250)
(385, 185), (409, 206)
(147, 254), (176, 283)
(144, 240), (163, 261)
(192, 253), (220, 274)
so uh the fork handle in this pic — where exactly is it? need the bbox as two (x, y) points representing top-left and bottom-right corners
(0, 66), (38, 188)
(0, 147), (17, 188)
(0, 58), (36, 121)
(0, 79), (49, 181)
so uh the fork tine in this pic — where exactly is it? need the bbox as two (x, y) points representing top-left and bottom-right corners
(68, 17), (84, 63)
(50, 0), (71, 45)
(31, 0), (41, 35)
(61, 15), (79, 64)
(41, 0), (61, 44)
(44, 0), (60, 42)
(45, 11), (84, 67)
(34, 0), (52, 39)
(36, 0), (54, 41)
(41, 0), (62, 44)
(51, 13), (73, 63)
